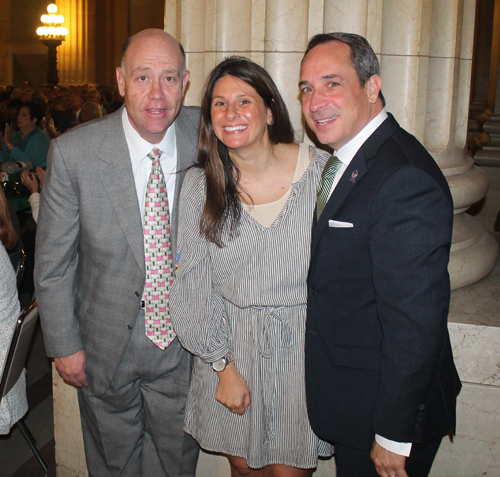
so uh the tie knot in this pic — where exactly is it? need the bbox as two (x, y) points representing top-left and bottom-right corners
(322, 155), (342, 177)
(148, 148), (163, 161)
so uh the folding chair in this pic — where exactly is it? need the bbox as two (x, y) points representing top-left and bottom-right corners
(0, 300), (48, 473)
(15, 249), (27, 290)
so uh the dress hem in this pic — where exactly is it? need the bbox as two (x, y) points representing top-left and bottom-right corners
(183, 427), (332, 470)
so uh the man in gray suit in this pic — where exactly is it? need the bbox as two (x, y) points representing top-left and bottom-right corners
(35, 29), (200, 476)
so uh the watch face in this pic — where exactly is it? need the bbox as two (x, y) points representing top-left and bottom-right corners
(212, 358), (225, 372)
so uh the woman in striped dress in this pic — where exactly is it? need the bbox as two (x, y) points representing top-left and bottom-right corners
(170, 57), (333, 476)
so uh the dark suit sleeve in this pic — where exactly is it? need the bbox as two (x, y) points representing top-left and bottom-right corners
(369, 165), (452, 442)
(34, 139), (83, 358)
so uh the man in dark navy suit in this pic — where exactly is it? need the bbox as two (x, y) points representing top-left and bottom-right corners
(299, 33), (461, 477)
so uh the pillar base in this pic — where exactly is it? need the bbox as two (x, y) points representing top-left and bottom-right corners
(449, 213), (499, 290)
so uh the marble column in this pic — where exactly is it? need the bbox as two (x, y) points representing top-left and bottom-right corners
(264, 0), (309, 133)
(56, 0), (97, 86)
(173, 0), (498, 290)
(51, 366), (87, 476)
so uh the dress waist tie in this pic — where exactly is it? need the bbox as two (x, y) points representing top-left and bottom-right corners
(250, 306), (293, 443)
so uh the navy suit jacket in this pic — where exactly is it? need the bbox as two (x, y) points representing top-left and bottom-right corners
(305, 113), (461, 450)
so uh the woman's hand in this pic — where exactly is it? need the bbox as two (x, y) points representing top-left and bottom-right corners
(4, 123), (12, 143)
(3, 124), (13, 151)
(216, 362), (251, 415)
(21, 170), (40, 194)
(36, 167), (46, 188)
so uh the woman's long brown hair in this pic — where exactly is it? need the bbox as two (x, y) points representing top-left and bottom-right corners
(0, 186), (19, 250)
(197, 56), (295, 247)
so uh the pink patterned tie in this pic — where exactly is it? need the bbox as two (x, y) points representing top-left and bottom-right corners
(143, 147), (176, 350)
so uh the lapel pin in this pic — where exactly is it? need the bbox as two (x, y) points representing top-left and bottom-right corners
(349, 170), (358, 183)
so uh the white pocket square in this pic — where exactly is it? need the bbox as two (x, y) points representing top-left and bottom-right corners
(328, 220), (354, 228)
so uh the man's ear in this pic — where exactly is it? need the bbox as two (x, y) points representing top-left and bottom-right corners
(367, 74), (382, 104)
(116, 67), (125, 97)
(182, 70), (190, 95)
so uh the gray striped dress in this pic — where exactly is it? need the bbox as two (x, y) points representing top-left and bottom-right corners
(170, 145), (334, 469)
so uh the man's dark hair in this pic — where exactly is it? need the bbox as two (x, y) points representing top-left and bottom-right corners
(303, 32), (385, 107)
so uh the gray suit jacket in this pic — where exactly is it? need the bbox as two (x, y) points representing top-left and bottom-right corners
(35, 106), (200, 395)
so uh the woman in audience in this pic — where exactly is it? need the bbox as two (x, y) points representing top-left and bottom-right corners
(0, 186), (28, 434)
(0, 101), (50, 168)
(171, 57), (333, 476)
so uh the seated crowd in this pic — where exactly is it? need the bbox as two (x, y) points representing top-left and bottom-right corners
(0, 82), (124, 161)
(0, 82), (123, 440)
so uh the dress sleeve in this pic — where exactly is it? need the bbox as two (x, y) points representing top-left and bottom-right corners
(170, 169), (231, 363)
(28, 192), (40, 223)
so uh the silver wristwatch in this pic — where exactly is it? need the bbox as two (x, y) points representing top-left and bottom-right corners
(210, 353), (234, 372)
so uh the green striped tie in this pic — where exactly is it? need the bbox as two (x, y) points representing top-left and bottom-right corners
(316, 155), (342, 219)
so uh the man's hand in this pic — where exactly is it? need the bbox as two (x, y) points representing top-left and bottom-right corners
(215, 362), (251, 415)
(371, 441), (408, 477)
(54, 350), (88, 387)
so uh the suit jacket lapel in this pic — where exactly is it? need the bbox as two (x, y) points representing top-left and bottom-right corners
(311, 113), (400, 258)
(171, 108), (199, 256)
(311, 153), (367, 257)
(97, 111), (145, 273)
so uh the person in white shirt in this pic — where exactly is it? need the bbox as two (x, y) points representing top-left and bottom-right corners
(34, 29), (200, 476)
(299, 32), (461, 477)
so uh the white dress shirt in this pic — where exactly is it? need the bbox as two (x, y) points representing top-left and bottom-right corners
(326, 108), (412, 458)
(121, 107), (177, 223)
(327, 109), (388, 199)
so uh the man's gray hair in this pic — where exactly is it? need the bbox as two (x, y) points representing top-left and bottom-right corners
(302, 32), (385, 106)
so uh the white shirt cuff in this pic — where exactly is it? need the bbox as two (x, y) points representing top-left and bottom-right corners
(375, 434), (412, 457)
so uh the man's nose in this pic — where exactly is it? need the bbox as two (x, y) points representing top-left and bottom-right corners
(149, 78), (164, 100)
(308, 90), (327, 112)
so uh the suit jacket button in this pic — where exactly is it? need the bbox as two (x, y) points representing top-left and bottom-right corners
(414, 423), (420, 429)
(308, 287), (315, 296)
(419, 404), (425, 410)
(127, 323), (132, 330)
(417, 410), (424, 416)
(135, 291), (140, 297)
(416, 417), (422, 423)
